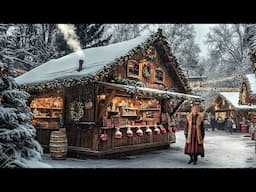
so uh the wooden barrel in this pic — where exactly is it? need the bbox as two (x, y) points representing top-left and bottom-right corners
(49, 128), (68, 160)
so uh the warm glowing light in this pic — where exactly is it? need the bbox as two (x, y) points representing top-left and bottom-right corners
(99, 95), (106, 100)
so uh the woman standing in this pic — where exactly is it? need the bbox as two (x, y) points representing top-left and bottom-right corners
(184, 103), (205, 165)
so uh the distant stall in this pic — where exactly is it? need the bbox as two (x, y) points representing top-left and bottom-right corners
(207, 81), (256, 132)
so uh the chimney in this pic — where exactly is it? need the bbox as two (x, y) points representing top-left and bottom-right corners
(157, 28), (162, 34)
(78, 59), (84, 72)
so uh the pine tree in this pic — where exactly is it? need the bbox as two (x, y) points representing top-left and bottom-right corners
(0, 62), (43, 168)
(75, 24), (112, 48)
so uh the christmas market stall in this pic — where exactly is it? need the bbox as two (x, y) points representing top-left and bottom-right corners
(15, 29), (202, 158)
(207, 79), (256, 133)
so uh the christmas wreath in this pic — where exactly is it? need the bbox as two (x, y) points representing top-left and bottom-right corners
(142, 63), (152, 79)
(70, 101), (84, 122)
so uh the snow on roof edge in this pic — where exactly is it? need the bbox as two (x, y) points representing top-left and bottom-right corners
(244, 74), (256, 95)
(219, 92), (256, 110)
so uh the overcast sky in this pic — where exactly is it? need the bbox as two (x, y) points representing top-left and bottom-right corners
(193, 24), (216, 58)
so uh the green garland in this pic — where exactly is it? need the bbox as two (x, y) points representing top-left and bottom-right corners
(70, 101), (84, 122)
(109, 77), (143, 87)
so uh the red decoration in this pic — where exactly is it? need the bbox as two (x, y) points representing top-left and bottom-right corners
(174, 127), (178, 132)
(168, 127), (172, 133)
(160, 127), (167, 134)
(154, 126), (160, 135)
(100, 134), (107, 141)
(146, 127), (152, 136)
(115, 128), (122, 139)
(126, 127), (133, 137)
(136, 128), (143, 136)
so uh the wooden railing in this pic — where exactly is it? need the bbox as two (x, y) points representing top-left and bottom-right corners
(98, 125), (171, 151)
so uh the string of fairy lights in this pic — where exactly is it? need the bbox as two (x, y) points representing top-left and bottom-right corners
(200, 74), (244, 85)
(190, 74), (244, 92)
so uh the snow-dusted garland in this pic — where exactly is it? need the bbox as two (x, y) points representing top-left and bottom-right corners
(109, 77), (143, 87)
(70, 101), (84, 122)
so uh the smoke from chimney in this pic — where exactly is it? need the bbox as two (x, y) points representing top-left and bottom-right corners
(57, 24), (82, 52)
(57, 24), (84, 71)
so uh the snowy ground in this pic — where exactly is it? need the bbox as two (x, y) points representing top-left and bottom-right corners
(41, 130), (256, 168)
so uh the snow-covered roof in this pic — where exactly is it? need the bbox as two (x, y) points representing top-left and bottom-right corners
(97, 81), (202, 101)
(219, 92), (256, 110)
(15, 34), (152, 86)
(188, 76), (207, 81)
(244, 74), (256, 95)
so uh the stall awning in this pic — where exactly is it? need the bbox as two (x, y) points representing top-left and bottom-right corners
(96, 81), (203, 101)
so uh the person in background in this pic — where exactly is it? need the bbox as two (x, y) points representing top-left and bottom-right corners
(184, 103), (205, 165)
(210, 114), (216, 131)
(226, 116), (233, 134)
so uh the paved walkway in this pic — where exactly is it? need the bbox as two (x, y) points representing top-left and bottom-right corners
(42, 130), (256, 168)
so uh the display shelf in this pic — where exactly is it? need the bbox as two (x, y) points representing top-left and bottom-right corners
(33, 116), (60, 119)
(122, 108), (137, 110)
(35, 127), (59, 130)
(139, 108), (160, 111)
(31, 107), (62, 110)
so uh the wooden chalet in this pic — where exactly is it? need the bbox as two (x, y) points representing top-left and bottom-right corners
(15, 29), (202, 158)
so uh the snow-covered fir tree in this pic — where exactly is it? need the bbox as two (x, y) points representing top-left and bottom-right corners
(205, 24), (251, 77)
(0, 24), (58, 71)
(0, 62), (43, 168)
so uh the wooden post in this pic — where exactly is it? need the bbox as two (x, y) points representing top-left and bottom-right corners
(97, 90), (116, 122)
(92, 89), (117, 151)
(91, 125), (99, 151)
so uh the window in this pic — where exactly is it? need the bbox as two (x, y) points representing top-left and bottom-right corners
(127, 60), (139, 78)
(155, 68), (164, 83)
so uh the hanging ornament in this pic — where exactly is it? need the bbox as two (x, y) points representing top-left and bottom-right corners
(168, 127), (172, 133)
(136, 127), (143, 137)
(115, 127), (122, 139)
(100, 133), (108, 141)
(160, 125), (166, 134)
(146, 127), (152, 136)
(173, 127), (178, 133)
(154, 126), (161, 135)
(126, 126), (133, 137)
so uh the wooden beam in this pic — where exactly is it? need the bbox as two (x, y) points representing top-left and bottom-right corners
(170, 100), (186, 117)
(97, 90), (117, 122)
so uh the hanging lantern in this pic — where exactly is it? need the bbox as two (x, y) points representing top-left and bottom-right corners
(100, 133), (108, 141)
(115, 127), (122, 139)
(154, 126), (161, 135)
(136, 127), (143, 137)
(146, 127), (152, 136)
(168, 127), (172, 133)
(126, 126), (133, 137)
